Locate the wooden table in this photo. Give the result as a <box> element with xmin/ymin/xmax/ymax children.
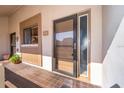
<box><xmin>4</xmin><ymin>62</ymin><xmax>100</xmax><ymax>88</ymax></box>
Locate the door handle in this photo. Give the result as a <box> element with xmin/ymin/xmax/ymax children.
<box><xmin>72</xmin><ymin>53</ymin><xmax>77</xmax><ymax>60</ymax></box>
<box><xmin>72</xmin><ymin>52</ymin><xmax>76</xmax><ymax>56</ymax></box>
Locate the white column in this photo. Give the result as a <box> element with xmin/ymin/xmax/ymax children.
<box><xmin>0</xmin><ymin>63</ymin><xmax>5</xmax><ymax>88</ymax></box>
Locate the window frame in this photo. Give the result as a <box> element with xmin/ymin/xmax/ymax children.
<box><xmin>22</xmin><ymin>24</ymin><xmax>39</xmax><ymax>47</ymax></box>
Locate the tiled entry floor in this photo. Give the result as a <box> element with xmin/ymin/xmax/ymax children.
<box><xmin>4</xmin><ymin>62</ymin><xmax>100</xmax><ymax>88</ymax></box>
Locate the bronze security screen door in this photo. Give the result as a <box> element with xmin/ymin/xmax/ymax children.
<box><xmin>53</xmin><ymin>14</ymin><xmax>77</xmax><ymax>77</ymax></box>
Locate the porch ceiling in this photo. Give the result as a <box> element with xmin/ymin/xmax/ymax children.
<box><xmin>0</xmin><ymin>5</ymin><xmax>23</xmax><ymax>16</ymax></box>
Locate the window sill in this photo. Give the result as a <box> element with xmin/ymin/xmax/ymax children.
<box><xmin>21</xmin><ymin>44</ymin><xmax>38</xmax><ymax>47</ymax></box>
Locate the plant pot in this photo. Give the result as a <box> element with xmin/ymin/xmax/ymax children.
<box><xmin>14</xmin><ymin>61</ymin><xmax>21</xmax><ymax>64</ymax></box>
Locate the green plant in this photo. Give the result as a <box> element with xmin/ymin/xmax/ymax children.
<box><xmin>9</xmin><ymin>54</ymin><xmax>21</xmax><ymax>64</ymax></box>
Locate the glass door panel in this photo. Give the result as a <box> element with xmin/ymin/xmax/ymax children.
<box><xmin>79</xmin><ymin>15</ymin><xmax>88</xmax><ymax>76</ymax></box>
<box><xmin>54</xmin><ymin>15</ymin><xmax>77</xmax><ymax>77</ymax></box>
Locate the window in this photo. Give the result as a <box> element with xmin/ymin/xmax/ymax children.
<box><xmin>23</xmin><ymin>25</ymin><xmax>38</xmax><ymax>44</ymax></box>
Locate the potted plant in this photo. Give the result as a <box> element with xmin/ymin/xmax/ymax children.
<box><xmin>9</xmin><ymin>54</ymin><xmax>21</xmax><ymax>64</ymax></box>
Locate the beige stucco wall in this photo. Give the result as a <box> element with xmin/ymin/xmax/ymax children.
<box><xmin>8</xmin><ymin>5</ymin><xmax>102</xmax><ymax>86</ymax></box>
<box><xmin>0</xmin><ymin>17</ymin><xmax>9</xmax><ymax>57</ymax></box>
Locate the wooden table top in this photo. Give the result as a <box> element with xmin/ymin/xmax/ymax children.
<box><xmin>4</xmin><ymin>62</ymin><xmax>100</xmax><ymax>88</ymax></box>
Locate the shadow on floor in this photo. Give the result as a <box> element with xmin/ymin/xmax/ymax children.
<box><xmin>5</xmin><ymin>68</ymin><xmax>41</xmax><ymax>88</ymax></box>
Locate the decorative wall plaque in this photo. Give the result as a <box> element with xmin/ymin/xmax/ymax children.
<box><xmin>43</xmin><ymin>30</ymin><xmax>49</xmax><ymax>36</ymax></box>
